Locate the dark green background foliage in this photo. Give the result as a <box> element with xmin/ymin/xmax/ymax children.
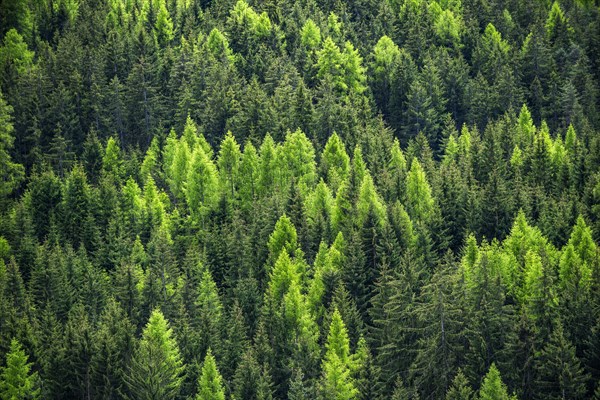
<box><xmin>0</xmin><ymin>0</ymin><xmax>600</xmax><ymax>398</ymax></box>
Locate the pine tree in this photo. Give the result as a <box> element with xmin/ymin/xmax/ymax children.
<box><xmin>91</xmin><ymin>298</ymin><xmax>136</xmax><ymax>399</ymax></box>
<box><xmin>321</xmin><ymin>133</ymin><xmax>350</xmax><ymax>194</ymax></box>
<box><xmin>126</xmin><ymin>309</ymin><xmax>185</xmax><ymax>399</ymax></box>
<box><xmin>142</xmin><ymin>225</ymin><xmax>180</xmax><ymax>322</ymax></box>
<box><xmin>62</xmin><ymin>303</ymin><xmax>94</xmax><ymax>399</ymax></box>
<box><xmin>535</xmin><ymin>322</ymin><xmax>589</xmax><ymax>400</ymax></box>
<box><xmin>102</xmin><ymin>136</ymin><xmax>124</xmax><ymax>182</ymax></box>
<box><xmin>281</xmin><ymin>129</ymin><xmax>317</xmax><ymax>193</ymax></box>
<box><xmin>186</xmin><ymin>144</ymin><xmax>218</xmax><ymax>222</ymax></box>
<box><xmin>371</xmin><ymin>35</ymin><xmax>401</xmax><ymax>116</ymax></box>
<box><xmin>196</xmin><ymin>349</ymin><xmax>225</xmax><ymax>400</ymax></box>
<box><xmin>233</xmin><ymin>347</ymin><xmax>275</xmax><ymax>400</ymax></box>
<box><xmin>478</xmin><ymin>364</ymin><xmax>511</xmax><ymax>400</ymax></box>
<box><xmin>267</xmin><ymin>215</ymin><xmax>299</xmax><ymax>269</ymax></box>
<box><xmin>154</xmin><ymin>0</ymin><xmax>174</xmax><ymax>46</ymax></box>
<box><xmin>0</xmin><ymin>90</ymin><xmax>24</xmax><ymax>203</ymax></box>
<box><xmin>446</xmin><ymin>370</ymin><xmax>473</xmax><ymax>400</ymax></box>
<box><xmin>351</xmin><ymin>337</ymin><xmax>380</xmax><ymax>400</ymax></box>
<box><xmin>0</xmin><ymin>258</ymin><xmax>32</xmax><ymax>354</ymax></box>
<box><xmin>194</xmin><ymin>268</ymin><xmax>223</xmax><ymax>359</ymax></box>
<box><xmin>0</xmin><ymin>339</ymin><xmax>39</xmax><ymax>400</ymax></box>
<box><xmin>217</xmin><ymin>131</ymin><xmax>242</xmax><ymax>199</ymax></box>
<box><xmin>288</xmin><ymin>367</ymin><xmax>314</xmax><ymax>400</ymax></box>
<box><xmin>61</xmin><ymin>164</ymin><xmax>94</xmax><ymax>247</ymax></box>
<box><xmin>410</xmin><ymin>254</ymin><xmax>465</xmax><ymax>399</ymax></box>
<box><xmin>319</xmin><ymin>309</ymin><xmax>358</xmax><ymax>400</ymax></box>
<box><xmin>406</xmin><ymin>158</ymin><xmax>435</xmax><ymax>223</ymax></box>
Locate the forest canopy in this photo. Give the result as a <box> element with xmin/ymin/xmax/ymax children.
<box><xmin>0</xmin><ymin>0</ymin><xmax>600</xmax><ymax>398</ymax></box>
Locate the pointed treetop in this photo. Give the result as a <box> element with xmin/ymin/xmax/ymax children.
<box><xmin>479</xmin><ymin>363</ymin><xmax>511</xmax><ymax>400</ymax></box>
<box><xmin>301</xmin><ymin>19</ymin><xmax>321</xmax><ymax>49</ymax></box>
<box><xmin>196</xmin><ymin>349</ymin><xmax>225</xmax><ymax>400</ymax></box>
<box><xmin>445</xmin><ymin>369</ymin><xmax>473</xmax><ymax>400</ymax></box>
<box><xmin>267</xmin><ymin>250</ymin><xmax>300</xmax><ymax>304</ymax></box>
<box><xmin>325</xmin><ymin>308</ymin><xmax>351</xmax><ymax>365</ymax></box>
<box><xmin>389</xmin><ymin>139</ymin><xmax>407</xmax><ymax>174</ymax></box>
<box><xmin>372</xmin><ymin>35</ymin><xmax>401</xmax><ymax>75</ymax></box>
<box><xmin>268</xmin><ymin>215</ymin><xmax>299</xmax><ymax>263</ymax></box>
<box><xmin>567</xmin><ymin>215</ymin><xmax>596</xmax><ymax>265</ymax></box>
<box><xmin>205</xmin><ymin>28</ymin><xmax>234</xmax><ymax>63</ymax></box>
<box><xmin>357</xmin><ymin>173</ymin><xmax>387</xmax><ymax>228</ymax></box>
<box><xmin>0</xmin><ymin>339</ymin><xmax>40</xmax><ymax>400</ymax></box>
<box><xmin>559</xmin><ymin>243</ymin><xmax>592</xmax><ymax>293</ymax></box>
<box><xmin>406</xmin><ymin>158</ymin><xmax>435</xmax><ymax>223</ymax></box>
<box><xmin>565</xmin><ymin>124</ymin><xmax>577</xmax><ymax>153</ymax></box>
<box><xmin>322</xmin><ymin>132</ymin><xmax>350</xmax><ymax>192</ymax></box>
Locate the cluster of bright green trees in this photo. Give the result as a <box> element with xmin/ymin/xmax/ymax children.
<box><xmin>0</xmin><ymin>106</ymin><xmax>599</xmax><ymax>398</ymax></box>
<box><xmin>1</xmin><ymin>0</ymin><xmax>600</xmax><ymax>398</ymax></box>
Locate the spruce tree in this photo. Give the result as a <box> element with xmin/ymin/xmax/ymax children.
<box><xmin>0</xmin><ymin>339</ymin><xmax>39</xmax><ymax>400</ymax></box>
<box><xmin>478</xmin><ymin>364</ymin><xmax>511</xmax><ymax>400</ymax></box>
<box><xmin>196</xmin><ymin>349</ymin><xmax>225</xmax><ymax>400</ymax></box>
<box><xmin>319</xmin><ymin>309</ymin><xmax>358</xmax><ymax>400</ymax></box>
<box><xmin>126</xmin><ymin>309</ymin><xmax>185</xmax><ymax>400</ymax></box>
<box><xmin>535</xmin><ymin>322</ymin><xmax>589</xmax><ymax>400</ymax></box>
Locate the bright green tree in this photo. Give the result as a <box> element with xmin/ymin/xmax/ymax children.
<box><xmin>356</xmin><ymin>173</ymin><xmax>386</xmax><ymax>228</ymax></box>
<box><xmin>217</xmin><ymin>131</ymin><xmax>242</xmax><ymax>198</ymax></box>
<box><xmin>281</xmin><ymin>129</ymin><xmax>317</xmax><ymax>193</ymax></box>
<box><xmin>186</xmin><ymin>145</ymin><xmax>218</xmax><ymax>222</ymax></box>
<box><xmin>478</xmin><ymin>364</ymin><xmax>511</xmax><ymax>400</ymax></box>
<box><xmin>0</xmin><ymin>90</ymin><xmax>24</xmax><ymax>201</ymax></box>
<box><xmin>267</xmin><ymin>215</ymin><xmax>299</xmax><ymax>267</ymax></box>
<box><xmin>126</xmin><ymin>309</ymin><xmax>185</xmax><ymax>400</ymax></box>
<box><xmin>301</xmin><ymin>19</ymin><xmax>321</xmax><ymax>49</ymax></box>
<box><xmin>154</xmin><ymin>0</ymin><xmax>174</xmax><ymax>46</ymax></box>
<box><xmin>405</xmin><ymin>158</ymin><xmax>435</xmax><ymax>223</ymax></box>
<box><xmin>370</xmin><ymin>35</ymin><xmax>401</xmax><ymax>112</ymax></box>
<box><xmin>321</xmin><ymin>133</ymin><xmax>350</xmax><ymax>193</ymax></box>
<box><xmin>196</xmin><ymin>349</ymin><xmax>225</xmax><ymax>400</ymax></box>
<box><xmin>102</xmin><ymin>136</ymin><xmax>123</xmax><ymax>182</ymax></box>
<box><xmin>0</xmin><ymin>29</ymin><xmax>33</xmax><ymax>91</ymax></box>
<box><xmin>0</xmin><ymin>339</ymin><xmax>39</xmax><ymax>399</ymax></box>
<box><xmin>319</xmin><ymin>309</ymin><xmax>358</xmax><ymax>400</ymax></box>
<box><xmin>170</xmin><ymin>139</ymin><xmax>192</xmax><ymax>201</ymax></box>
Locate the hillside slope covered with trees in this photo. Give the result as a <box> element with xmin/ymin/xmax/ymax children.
<box><xmin>1</xmin><ymin>0</ymin><xmax>600</xmax><ymax>398</ymax></box>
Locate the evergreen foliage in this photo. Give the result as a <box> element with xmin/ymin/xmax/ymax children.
<box><xmin>0</xmin><ymin>0</ymin><xmax>598</xmax><ymax>398</ymax></box>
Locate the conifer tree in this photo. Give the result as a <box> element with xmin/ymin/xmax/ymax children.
<box><xmin>405</xmin><ymin>158</ymin><xmax>435</xmax><ymax>223</ymax></box>
<box><xmin>267</xmin><ymin>215</ymin><xmax>299</xmax><ymax>268</ymax></box>
<box><xmin>63</xmin><ymin>303</ymin><xmax>94</xmax><ymax>399</ymax></box>
<box><xmin>186</xmin><ymin>144</ymin><xmax>219</xmax><ymax>222</ymax></box>
<box><xmin>196</xmin><ymin>349</ymin><xmax>225</xmax><ymax>400</ymax></box>
<box><xmin>217</xmin><ymin>131</ymin><xmax>242</xmax><ymax>199</ymax></box>
<box><xmin>0</xmin><ymin>90</ymin><xmax>24</xmax><ymax>202</ymax></box>
<box><xmin>0</xmin><ymin>339</ymin><xmax>39</xmax><ymax>400</ymax></box>
<box><xmin>62</xmin><ymin>164</ymin><xmax>93</xmax><ymax>247</ymax></box>
<box><xmin>319</xmin><ymin>309</ymin><xmax>358</xmax><ymax>400</ymax></box>
<box><xmin>91</xmin><ymin>298</ymin><xmax>136</xmax><ymax>399</ymax></box>
<box><xmin>194</xmin><ymin>268</ymin><xmax>223</xmax><ymax>359</ymax></box>
<box><xmin>321</xmin><ymin>132</ymin><xmax>350</xmax><ymax>194</ymax></box>
<box><xmin>535</xmin><ymin>322</ymin><xmax>589</xmax><ymax>400</ymax></box>
<box><xmin>446</xmin><ymin>370</ymin><xmax>473</xmax><ymax>400</ymax></box>
<box><xmin>126</xmin><ymin>309</ymin><xmax>185</xmax><ymax>399</ymax></box>
<box><xmin>478</xmin><ymin>364</ymin><xmax>513</xmax><ymax>400</ymax></box>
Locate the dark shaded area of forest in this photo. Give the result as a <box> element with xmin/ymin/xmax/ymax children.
<box><xmin>0</xmin><ymin>0</ymin><xmax>600</xmax><ymax>398</ymax></box>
